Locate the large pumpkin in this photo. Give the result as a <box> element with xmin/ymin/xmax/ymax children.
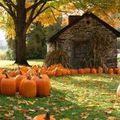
<box><xmin>16</xmin><ymin>75</ymin><xmax>26</xmax><ymax>92</ymax></box>
<box><xmin>1</xmin><ymin>75</ymin><xmax>16</xmax><ymax>96</ymax></box>
<box><xmin>33</xmin><ymin>74</ymin><xmax>51</xmax><ymax>97</ymax></box>
<box><xmin>116</xmin><ymin>84</ymin><xmax>120</xmax><ymax>96</ymax></box>
<box><xmin>19</xmin><ymin>77</ymin><xmax>37</xmax><ymax>98</ymax></box>
<box><xmin>33</xmin><ymin>112</ymin><xmax>56</xmax><ymax>120</ymax></box>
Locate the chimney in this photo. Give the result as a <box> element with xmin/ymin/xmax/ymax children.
<box><xmin>68</xmin><ymin>15</ymin><xmax>81</xmax><ymax>24</ymax></box>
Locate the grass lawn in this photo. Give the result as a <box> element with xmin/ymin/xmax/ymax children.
<box><xmin>0</xmin><ymin>74</ymin><xmax>120</xmax><ymax>120</ymax></box>
<box><xmin>0</xmin><ymin>59</ymin><xmax>44</xmax><ymax>69</ymax></box>
<box><xmin>0</xmin><ymin>60</ymin><xmax>120</xmax><ymax>119</ymax></box>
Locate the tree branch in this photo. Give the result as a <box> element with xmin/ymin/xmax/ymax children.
<box><xmin>0</xmin><ymin>2</ymin><xmax>16</xmax><ymax>23</ymax></box>
<box><xmin>25</xmin><ymin>2</ymin><xmax>47</xmax><ymax>32</ymax></box>
<box><xmin>26</xmin><ymin>0</ymin><xmax>43</xmax><ymax>12</ymax></box>
<box><xmin>8</xmin><ymin>0</ymin><xmax>17</xmax><ymax>10</ymax></box>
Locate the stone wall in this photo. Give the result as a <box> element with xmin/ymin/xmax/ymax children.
<box><xmin>48</xmin><ymin>15</ymin><xmax>117</xmax><ymax>68</ymax></box>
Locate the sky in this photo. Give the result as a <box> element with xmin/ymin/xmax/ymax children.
<box><xmin>0</xmin><ymin>29</ymin><xmax>7</xmax><ymax>50</ymax></box>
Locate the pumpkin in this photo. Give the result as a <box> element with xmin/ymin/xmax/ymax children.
<box><xmin>70</xmin><ymin>69</ymin><xmax>78</xmax><ymax>75</ymax></box>
<box><xmin>19</xmin><ymin>66</ymin><xmax>29</xmax><ymax>75</ymax></box>
<box><xmin>16</xmin><ymin>75</ymin><xmax>26</xmax><ymax>92</ymax></box>
<box><xmin>46</xmin><ymin>70</ymin><xmax>55</xmax><ymax>77</ymax></box>
<box><xmin>1</xmin><ymin>74</ymin><xmax>16</xmax><ymax>96</ymax></box>
<box><xmin>32</xmin><ymin>65</ymin><xmax>39</xmax><ymax>73</ymax></box>
<box><xmin>107</xmin><ymin>68</ymin><xmax>114</xmax><ymax>74</ymax></box>
<box><xmin>116</xmin><ymin>84</ymin><xmax>120</xmax><ymax>96</ymax></box>
<box><xmin>91</xmin><ymin>68</ymin><xmax>97</xmax><ymax>74</ymax></box>
<box><xmin>114</xmin><ymin>68</ymin><xmax>120</xmax><ymax>74</ymax></box>
<box><xmin>55</xmin><ymin>68</ymin><xmax>63</xmax><ymax>76</ymax></box>
<box><xmin>40</xmin><ymin>67</ymin><xmax>47</xmax><ymax>74</ymax></box>
<box><xmin>7</xmin><ymin>70</ymin><xmax>17</xmax><ymax>77</ymax></box>
<box><xmin>84</xmin><ymin>68</ymin><xmax>91</xmax><ymax>74</ymax></box>
<box><xmin>34</xmin><ymin>74</ymin><xmax>51</xmax><ymax>97</ymax></box>
<box><xmin>20</xmin><ymin>77</ymin><xmax>37</xmax><ymax>98</ymax></box>
<box><xmin>33</xmin><ymin>112</ymin><xmax>56</xmax><ymax>120</ymax></box>
<box><xmin>97</xmin><ymin>67</ymin><xmax>103</xmax><ymax>74</ymax></box>
<box><xmin>78</xmin><ymin>68</ymin><xmax>85</xmax><ymax>74</ymax></box>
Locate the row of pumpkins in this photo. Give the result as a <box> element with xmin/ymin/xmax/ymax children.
<box><xmin>0</xmin><ymin>64</ymin><xmax>120</xmax><ymax>97</ymax></box>
<box><xmin>42</xmin><ymin>64</ymin><xmax>120</xmax><ymax>76</ymax></box>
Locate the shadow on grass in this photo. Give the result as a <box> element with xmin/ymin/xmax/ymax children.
<box><xmin>0</xmin><ymin>87</ymin><xmax>120</xmax><ymax>120</ymax></box>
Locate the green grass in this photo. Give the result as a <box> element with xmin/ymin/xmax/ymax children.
<box><xmin>0</xmin><ymin>60</ymin><xmax>120</xmax><ymax>119</ymax></box>
<box><xmin>0</xmin><ymin>59</ymin><xmax>44</xmax><ymax>69</ymax></box>
<box><xmin>0</xmin><ymin>74</ymin><xmax>120</xmax><ymax>120</ymax></box>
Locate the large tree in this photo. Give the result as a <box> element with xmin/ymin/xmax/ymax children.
<box><xmin>0</xmin><ymin>0</ymin><xmax>61</xmax><ymax>65</ymax></box>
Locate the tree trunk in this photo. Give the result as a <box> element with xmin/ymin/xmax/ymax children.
<box><xmin>14</xmin><ymin>29</ymin><xmax>29</xmax><ymax>65</ymax></box>
<box><xmin>14</xmin><ymin>0</ymin><xmax>29</xmax><ymax>66</ymax></box>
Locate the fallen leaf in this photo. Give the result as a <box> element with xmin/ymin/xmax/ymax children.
<box><xmin>107</xmin><ymin>116</ymin><xmax>117</xmax><ymax>120</ymax></box>
<box><xmin>80</xmin><ymin>112</ymin><xmax>89</xmax><ymax>119</ymax></box>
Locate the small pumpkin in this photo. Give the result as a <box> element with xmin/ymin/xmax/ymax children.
<box><xmin>97</xmin><ymin>67</ymin><xmax>103</xmax><ymax>74</ymax></box>
<box><xmin>107</xmin><ymin>68</ymin><xmax>114</xmax><ymax>74</ymax></box>
<box><xmin>70</xmin><ymin>69</ymin><xmax>78</xmax><ymax>75</ymax></box>
<box><xmin>84</xmin><ymin>68</ymin><xmax>91</xmax><ymax>74</ymax></box>
<box><xmin>116</xmin><ymin>84</ymin><xmax>120</xmax><ymax>96</ymax></box>
<box><xmin>19</xmin><ymin>66</ymin><xmax>29</xmax><ymax>75</ymax></box>
<box><xmin>78</xmin><ymin>68</ymin><xmax>85</xmax><ymax>74</ymax></box>
<box><xmin>33</xmin><ymin>112</ymin><xmax>56</xmax><ymax>120</ymax></box>
<box><xmin>19</xmin><ymin>76</ymin><xmax>37</xmax><ymax>98</ymax></box>
<box><xmin>114</xmin><ymin>68</ymin><xmax>120</xmax><ymax>74</ymax></box>
<box><xmin>1</xmin><ymin>74</ymin><xmax>16</xmax><ymax>96</ymax></box>
<box><xmin>91</xmin><ymin>68</ymin><xmax>97</xmax><ymax>74</ymax></box>
<box><xmin>7</xmin><ymin>70</ymin><xmax>17</xmax><ymax>77</ymax></box>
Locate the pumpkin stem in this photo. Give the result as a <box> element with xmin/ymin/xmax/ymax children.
<box><xmin>45</xmin><ymin>112</ymin><xmax>50</xmax><ymax>120</ymax></box>
<box><xmin>5</xmin><ymin>73</ymin><xmax>9</xmax><ymax>78</ymax></box>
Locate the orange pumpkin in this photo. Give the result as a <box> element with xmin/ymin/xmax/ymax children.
<box><xmin>20</xmin><ymin>77</ymin><xmax>37</xmax><ymax>98</ymax></box>
<box><xmin>33</xmin><ymin>112</ymin><xmax>56</xmax><ymax>120</ymax></box>
<box><xmin>46</xmin><ymin>70</ymin><xmax>55</xmax><ymax>76</ymax></box>
<box><xmin>97</xmin><ymin>67</ymin><xmax>103</xmax><ymax>74</ymax></box>
<box><xmin>107</xmin><ymin>68</ymin><xmax>114</xmax><ymax>74</ymax></box>
<box><xmin>70</xmin><ymin>69</ymin><xmax>78</xmax><ymax>75</ymax></box>
<box><xmin>91</xmin><ymin>68</ymin><xmax>97</xmax><ymax>74</ymax></box>
<box><xmin>114</xmin><ymin>68</ymin><xmax>120</xmax><ymax>74</ymax></box>
<box><xmin>55</xmin><ymin>68</ymin><xmax>63</xmax><ymax>76</ymax></box>
<box><xmin>32</xmin><ymin>65</ymin><xmax>39</xmax><ymax>73</ymax></box>
<box><xmin>16</xmin><ymin>75</ymin><xmax>26</xmax><ymax>92</ymax></box>
<box><xmin>7</xmin><ymin>70</ymin><xmax>17</xmax><ymax>77</ymax></box>
<box><xmin>19</xmin><ymin>66</ymin><xmax>29</xmax><ymax>75</ymax></box>
<box><xmin>40</xmin><ymin>67</ymin><xmax>47</xmax><ymax>74</ymax></box>
<box><xmin>1</xmin><ymin>75</ymin><xmax>16</xmax><ymax>96</ymax></box>
<box><xmin>116</xmin><ymin>84</ymin><xmax>120</xmax><ymax>96</ymax></box>
<box><xmin>84</xmin><ymin>68</ymin><xmax>91</xmax><ymax>74</ymax></box>
<box><xmin>34</xmin><ymin>74</ymin><xmax>51</xmax><ymax>97</ymax></box>
<box><xmin>78</xmin><ymin>68</ymin><xmax>85</xmax><ymax>74</ymax></box>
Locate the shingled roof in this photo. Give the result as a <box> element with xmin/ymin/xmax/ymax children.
<box><xmin>48</xmin><ymin>12</ymin><xmax>120</xmax><ymax>43</ymax></box>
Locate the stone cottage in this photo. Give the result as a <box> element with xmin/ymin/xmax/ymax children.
<box><xmin>47</xmin><ymin>12</ymin><xmax>120</xmax><ymax>68</ymax></box>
